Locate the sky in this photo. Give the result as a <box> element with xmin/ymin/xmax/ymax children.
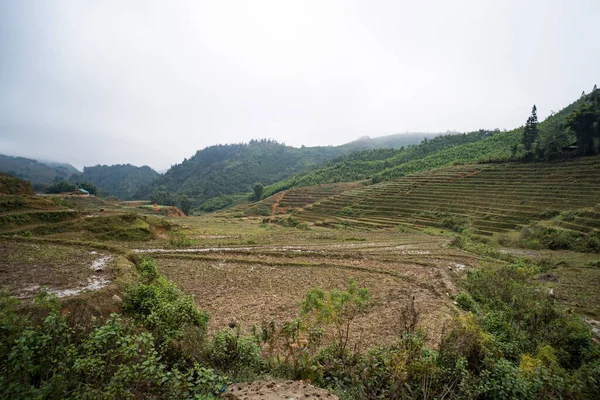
<box><xmin>0</xmin><ymin>1</ymin><xmax>598</xmax><ymax>171</ymax></box>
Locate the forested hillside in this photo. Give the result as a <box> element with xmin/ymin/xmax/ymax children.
<box><xmin>263</xmin><ymin>89</ymin><xmax>598</xmax><ymax>198</ymax></box>
<box><xmin>137</xmin><ymin>134</ymin><xmax>438</xmax><ymax>207</ymax></box>
<box><xmin>263</xmin><ymin>129</ymin><xmax>508</xmax><ymax>197</ymax></box>
<box><xmin>0</xmin><ymin>154</ymin><xmax>81</xmax><ymax>190</ymax></box>
<box><xmin>73</xmin><ymin>164</ymin><xmax>159</xmax><ymax>200</ymax></box>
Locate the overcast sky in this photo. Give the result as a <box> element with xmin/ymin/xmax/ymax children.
<box><xmin>0</xmin><ymin>0</ymin><xmax>598</xmax><ymax>171</ymax></box>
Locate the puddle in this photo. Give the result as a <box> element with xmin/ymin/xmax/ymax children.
<box><xmin>586</xmin><ymin>319</ymin><xmax>600</xmax><ymax>339</ymax></box>
<box><xmin>91</xmin><ymin>255</ymin><xmax>112</xmax><ymax>272</ymax></box>
<box><xmin>449</xmin><ymin>262</ymin><xmax>469</xmax><ymax>272</ymax></box>
<box><xmin>134</xmin><ymin>247</ymin><xmax>255</xmax><ymax>253</ymax></box>
<box><xmin>49</xmin><ymin>276</ymin><xmax>110</xmax><ymax>298</ymax></box>
<box><xmin>195</xmin><ymin>235</ymin><xmax>240</xmax><ymax>239</ymax></box>
<box><xmin>498</xmin><ymin>249</ymin><xmax>540</xmax><ymax>257</ymax></box>
<box><xmin>16</xmin><ymin>254</ymin><xmax>113</xmax><ymax>298</ymax></box>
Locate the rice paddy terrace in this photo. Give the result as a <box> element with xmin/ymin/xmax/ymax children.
<box><xmin>261</xmin><ymin>181</ymin><xmax>365</xmax><ymax>215</ymax></box>
<box><xmin>292</xmin><ymin>156</ymin><xmax>600</xmax><ymax>237</ymax></box>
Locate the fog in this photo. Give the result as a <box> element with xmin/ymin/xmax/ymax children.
<box><xmin>1</xmin><ymin>0</ymin><xmax>598</xmax><ymax>170</ymax></box>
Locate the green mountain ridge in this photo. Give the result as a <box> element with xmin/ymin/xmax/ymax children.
<box><xmin>0</xmin><ymin>154</ymin><xmax>81</xmax><ymax>190</ymax></box>
<box><xmin>72</xmin><ymin>164</ymin><xmax>160</xmax><ymax>200</ymax></box>
<box><xmin>135</xmin><ymin>133</ymin><xmax>440</xmax><ymax>206</ymax></box>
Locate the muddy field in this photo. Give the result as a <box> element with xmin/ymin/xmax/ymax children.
<box><xmin>0</xmin><ymin>240</ymin><xmax>113</xmax><ymax>298</ymax></box>
<box><xmin>151</xmin><ymin>235</ymin><xmax>481</xmax><ymax>347</ymax></box>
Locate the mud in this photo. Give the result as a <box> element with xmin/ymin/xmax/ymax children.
<box><xmin>222</xmin><ymin>380</ymin><xmax>338</xmax><ymax>400</ymax></box>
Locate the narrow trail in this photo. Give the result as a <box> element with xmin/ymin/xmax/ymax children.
<box><xmin>270</xmin><ymin>191</ymin><xmax>286</xmax><ymax>215</ymax></box>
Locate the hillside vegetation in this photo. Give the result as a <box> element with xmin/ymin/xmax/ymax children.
<box><xmin>0</xmin><ymin>154</ymin><xmax>80</xmax><ymax>190</ymax></box>
<box><xmin>72</xmin><ymin>164</ymin><xmax>160</xmax><ymax>200</ymax></box>
<box><xmin>263</xmin><ymin>89</ymin><xmax>598</xmax><ymax>199</ymax></box>
<box><xmin>0</xmin><ymin>172</ymin><xmax>35</xmax><ymax>196</ymax></box>
<box><xmin>263</xmin><ymin>129</ymin><xmax>512</xmax><ymax>197</ymax></box>
<box><xmin>290</xmin><ymin>156</ymin><xmax>600</xmax><ymax>237</ymax></box>
<box><xmin>138</xmin><ymin>135</ymin><xmax>438</xmax><ymax>208</ymax></box>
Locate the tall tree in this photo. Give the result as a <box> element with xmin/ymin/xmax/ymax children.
<box><xmin>522</xmin><ymin>105</ymin><xmax>539</xmax><ymax>152</ymax></box>
<box><xmin>178</xmin><ymin>195</ymin><xmax>192</xmax><ymax>215</ymax></box>
<box><xmin>252</xmin><ymin>182</ymin><xmax>264</xmax><ymax>201</ymax></box>
<box><xmin>567</xmin><ymin>90</ymin><xmax>600</xmax><ymax>155</ymax></box>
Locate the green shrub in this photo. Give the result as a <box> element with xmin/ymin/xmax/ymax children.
<box><xmin>455</xmin><ymin>292</ymin><xmax>478</xmax><ymax>313</ymax></box>
<box><xmin>519</xmin><ymin>224</ymin><xmax>600</xmax><ymax>253</ymax></box>
<box><xmin>441</xmin><ymin>215</ymin><xmax>470</xmax><ymax>233</ymax></box>
<box><xmin>339</xmin><ymin>207</ymin><xmax>361</xmax><ymax>217</ymax></box>
<box><xmin>169</xmin><ymin>232</ymin><xmax>195</xmax><ymax>248</ymax></box>
<box><xmin>123</xmin><ymin>277</ymin><xmax>208</xmax><ymax>345</ymax></box>
<box><xmin>137</xmin><ymin>256</ymin><xmax>159</xmax><ymax>282</ymax></box>
<box><xmin>243</xmin><ymin>203</ymin><xmax>270</xmax><ymax>217</ymax></box>
<box><xmin>209</xmin><ymin>328</ymin><xmax>260</xmax><ymax>372</ymax></box>
<box><xmin>301</xmin><ymin>279</ymin><xmax>371</xmax><ymax>358</ymax></box>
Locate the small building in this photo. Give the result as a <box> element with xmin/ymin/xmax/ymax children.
<box><xmin>561</xmin><ymin>142</ymin><xmax>578</xmax><ymax>153</ymax></box>
<box><xmin>71</xmin><ymin>188</ymin><xmax>90</xmax><ymax>196</ymax></box>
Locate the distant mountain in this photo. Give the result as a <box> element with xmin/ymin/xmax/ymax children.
<box><xmin>137</xmin><ymin>134</ymin><xmax>438</xmax><ymax>207</ymax></box>
<box><xmin>0</xmin><ymin>154</ymin><xmax>81</xmax><ymax>190</ymax></box>
<box><xmin>38</xmin><ymin>160</ymin><xmax>81</xmax><ymax>176</ymax></box>
<box><xmin>338</xmin><ymin>132</ymin><xmax>447</xmax><ymax>152</ymax></box>
<box><xmin>72</xmin><ymin>164</ymin><xmax>160</xmax><ymax>200</ymax></box>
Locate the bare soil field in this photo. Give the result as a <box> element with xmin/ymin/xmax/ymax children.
<box><xmin>151</xmin><ymin>234</ymin><xmax>478</xmax><ymax>347</ymax></box>
<box><xmin>0</xmin><ymin>239</ymin><xmax>113</xmax><ymax>298</ymax></box>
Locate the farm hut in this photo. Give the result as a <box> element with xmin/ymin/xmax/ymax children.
<box><xmin>71</xmin><ymin>188</ymin><xmax>90</xmax><ymax>196</ymax></box>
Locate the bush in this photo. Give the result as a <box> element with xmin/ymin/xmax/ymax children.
<box><xmin>209</xmin><ymin>328</ymin><xmax>260</xmax><ymax>372</ymax></box>
<box><xmin>301</xmin><ymin>279</ymin><xmax>371</xmax><ymax>358</ymax></box>
<box><xmin>441</xmin><ymin>215</ymin><xmax>470</xmax><ymax>233</ymax></box>
<box><xmin>0</xmin><ymin>291</ymin><xmax>227</xmax><ymax>399</ymax></box>
<box><xmin>123</xmin><ymin>277</ymin><xmax>208</xmax><ymax>345</ymax></box>
<box><xmin>169</xmin><ymin>232</ymin><xmax>195</xmax><ymax>248</ymax></box>
<box><xmin>455</xmin><ymin>292</ymin><xmax>478</xmax><ymax>313</ymax></box>
<box><xmin>243</xmin><ymin>203</ymin><xmax>270</xmax><ymax>217</ymax></box>
<box><xmin>519</xmin><ymin>224</ymin><xmax>600</xmax><ymax>253</ymax></box>
<box><xmin>137</xmin><ymin>256</ymin><xmax>159</xmax><ymax>282</ymax></box>
<box><xmin>123</xmin><ymin>257</ymin><xmax>208</xmax><ymax>347</ymax></box>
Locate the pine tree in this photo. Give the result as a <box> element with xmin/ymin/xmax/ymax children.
<box><xmin>522</xmin><ymin>105</ymin><xmax>539</xmax><ymax>152</ymax></box>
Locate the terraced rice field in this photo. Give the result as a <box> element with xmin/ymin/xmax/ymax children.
<box><xmin>293</xmin><ymin>156</ymin><xmax>600</xmax><ymax>236</ymax></box>
<box><xmin>142</xmin><ymin>233</ymin><xmax>483</xmax><ymax>347</ymax></box>
<box><xmin>262</xmin><ymin>182</ymin><xmax>366</xmax><ymax>215</ymax></box>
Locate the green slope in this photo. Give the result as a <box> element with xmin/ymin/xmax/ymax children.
<box><xmin>73</xmin><ymin>164</ymin><xmax>160</xmax><ymax>200</ymax></box>
<box><xmin>138</xmin><ymin>135</ymin><xmax>438</xmax><ymax>206</ymax></box>
<box><xmin>0</xmin><ymin>154</ymin><xmax>81</xmax><ymax>190</ymax></box>
<box><xmin>292</xmin><ymin>155</ymin><xmax>600</xmax><ymax>237</ymax></box>
<box><xmin>263</xmin><ymin>92</ymin><xmax>593</xmax><ymax>198</ymax></box>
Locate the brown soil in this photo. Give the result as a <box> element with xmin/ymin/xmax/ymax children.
<box><xmin>270</xmin><ymin>191</ymin><xmax>286</xmax><ymax>215</ymax></box>
<box><xmin>222</xmin><ymin>380</ymin><xmax>338</xmax><ymax>400</ymax></box>
<box><xmin>0</xmin><ymin>239</ymin><xmax>113</xmax><ymax>298</ymax></box>
<box><xmin>156</xmin><ymin>238</ymin><xmax>468</xmax><ymax>347</ymax></box>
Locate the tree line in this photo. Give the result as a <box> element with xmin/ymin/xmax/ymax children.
<box><xmin>520</xmin><ymin>85</ymin><xmax>600</xmax><ymax>159</ymax></box>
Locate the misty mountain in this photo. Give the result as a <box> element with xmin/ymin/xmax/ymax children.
<box><xmin>72</xmin><ymin>164</ymin><xmax>160</xmax><ymax>200</ymax></box>
<box><xmin>0</xmin><ymin>154</ymin><xmax>81</xmax><ymax>190</ymax></box>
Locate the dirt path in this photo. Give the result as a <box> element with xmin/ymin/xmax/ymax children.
<box><xmin>222</xmin><ymin>380</ymin><xmax>338</xmax><ymax>400</ymax></box>
<box><xmin>270</xmin><ymin>191</ymin><xmax>286</xmax><ymax>215</ymax></box>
